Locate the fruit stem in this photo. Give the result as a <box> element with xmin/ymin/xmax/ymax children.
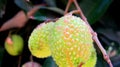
<box><xmin>64</xmin><ymin>0</ymin><xmax>113</xmax><ymax>67</ymax></box>
<box><xmin>18</xmin><ymin>55</ymin><xmax>22</xmax><ymax>67</ymax></box>
<box><xmin>78</xmin><ymin>62</ymin><xmax>84</xmax><ymax>67</ymax></box>
<box><xmin>30</xmin><ymin>55</ymin><xmax>33</xmax><ymax>62</ymax></box>
<box><xmin>64</xmin><ymin>0</ymin><xmax>73</xmax><ymax>15</ymax></box>
<box><xmin>30</xmin><ymin>55</ymin><xmax>35</xmax><ymax>67</ymax></box>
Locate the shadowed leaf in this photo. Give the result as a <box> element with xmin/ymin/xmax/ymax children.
<box><xmin>44</xmin><ymin>0</ymin><xmax>56</xmax><ymax>7</ymax></box>
<box><xmin>80</xmin><ymin>0</ymin><xmax>112</xmax><ymax>24</ymax></box>
<box><xmin>43</xmin><ymin>57</ymin><xmax>58</xmax><ymax>67</ymax></box>
<box><xmin>97</xmin><ymin>29</ymin><xmax>120</xmax><ymax>46</ymax></box>
<box><xmin>14</xmin><ymin>0</ymin><xmax>64</xmax><ymax>21</ymax></box>
<box><xmin>32</xmin><ymin>6</ymin><xmax>64</xmax><ymax>21</ymax></box>
<box><xmin>14</xmin><ymin>0</ymin><xmax>33</xmax><ymax>11</ymax></box>
<box><xmin>0</xmin><ymin>0</ymin><xmax>7</xmax><ymax>18</ymax></box>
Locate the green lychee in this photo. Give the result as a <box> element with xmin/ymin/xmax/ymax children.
<box><xmin>28</xmin><ymin>22</ymin><xmax>54</xmax><ymax>58</ymax></box>
<box><xmin>48</xmin><ymin>14</ymin><xmax>97</xmax><ymax>67</ymax></box>
<box><xmin>5</xmin><ymin>34</ymin><xmax>24</xmax><ymax>56</ymax></box>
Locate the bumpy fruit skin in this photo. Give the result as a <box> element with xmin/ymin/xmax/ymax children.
<box><xmin>5</xmin><ymin>34</ymin><xmax>24</xmax><ymax>56</ymax></box>
<box><xmin>48</xmin><ymin>15</ymin><xmax>97</xmax><ymax>67</ymax></box>
<box><xmin>28</xmin><ymin>22</ymin><xmax>54</xmax><ymax>58</ymax></box>
<box><xmin>22</xmin><ymin>61</ymin><xmax>41</xmax><ymax>67</ymax></box>
<box><xmin>82</xmin><ymin>47</ymin><xmax>97</xmax><ymax>67</ymax></box>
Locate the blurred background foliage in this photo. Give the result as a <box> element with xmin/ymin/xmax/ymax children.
<box><xmin>0</xmin><ymin>0</ymin><xmax>120</xmax><ymax>67</ymax></box>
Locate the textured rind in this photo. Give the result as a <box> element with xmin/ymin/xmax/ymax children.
<box><xmin>28</xmin><ymin>22</ymin><xmax>54</xmax><ymax>58</ymax></box>
<box><xmin>82</xmin><ymin>47</ymin><xmax>97</xmax><ymax>67</ymax></box>
<box><xmin>49</xmin><ymin>15</ymin><xmax>96</xmax><ymax>67</ymax></box>
<box><xmin>5</xmin><ymin>34</ymin><xmax>24</xmax><ymax>56</ymax></box>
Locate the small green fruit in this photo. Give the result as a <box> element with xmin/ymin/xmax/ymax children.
<box><xmin>5</xmin><ymin>34</ymin><xmax>24</xmax><ymax>56</ymax></box>
<box><xmin>28</xmin><ymin>22</ymin><xmax>54</xmax><ymax>58</ymax></box>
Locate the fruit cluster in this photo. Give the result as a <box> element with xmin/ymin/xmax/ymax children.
<box><xmin>28</xmin><ymin>14</ymin><xmax>97</xmax><ymax>67</ymax></box>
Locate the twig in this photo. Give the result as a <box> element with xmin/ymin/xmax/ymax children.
<box><xmin>18</xmin><ymin>55</ymin><xmax>22</xmax><ymax>67</ymax></box>
<box><xmin>30</xmin><ymin>55</ymin><xmax>35</xmax><ymax>67</ymax></box>
<box><xmin>30</xmin><ymin>54</ymin><xmax>33</xmax><ymax>62</ymax></box>
<box><xmin>64</xmin><ymin>0</ymin><xmax>73</xmax><ymax>15</ymax></box>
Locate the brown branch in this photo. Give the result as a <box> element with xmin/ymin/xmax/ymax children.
<box><xmin>64</xmin><ymin>0</ymin><xmax>73</xmax><ymax>15</ymax></box>
<box><xmin>18</xmin><ymin>55</ymin><xmax>22</xmax><ymax>67</ymax></box>
<box><xmin>30</xmin><ymin>54</ymin><xmax>33</xmax><ymax>62</ymax></box>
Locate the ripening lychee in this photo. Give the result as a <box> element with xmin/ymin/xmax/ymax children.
<box><xmin>28</xmin><ymin>22</ymin><xmax>54</xmax><ymax>58</ymax></box>
<box><xmin>5</xmin><ymin>34</ymin><xmax>24</xmax><ymax>56</ymax></box>
<box><xmin>48</xmin><ymin>14</ymin><xmax>97</xmax><ymax>67</ymax></box>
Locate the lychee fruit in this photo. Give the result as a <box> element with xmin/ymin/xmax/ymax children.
<box><xmin>5</xmin><ymin>34</ymin><xmax>24</xmax><ymax>56</ymax></box>
<box><xmin>48</xmin><ymin>14</ymin><xmax>97</xmax><ymax>67</ymax></box>
<box><xmin>28</xmin><ymin>22</ymin><xmax>54</xmax><ymax>58</ymax></box>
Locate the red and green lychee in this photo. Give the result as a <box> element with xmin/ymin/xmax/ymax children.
<box><xmin>5</xmin><ymin>34</ymin><xmax>24</xmax><ymax>56</ymax></box>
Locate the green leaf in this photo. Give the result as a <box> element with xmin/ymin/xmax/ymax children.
<box><xmin>44</xmin><ymin>0</ymin><xmax>56</xmax><ymax>7</ymax></box>
<box><xmin>80</xmin><ymin>0</ymin><xmax>113</xmax><ymax>24</ymax></box>
<box><xmin>14</xmin><ymin>0</ymin><xmax>33</xmax><ymax>11</ymax></box>
<box><xmin>43</xmin><ymin>57</ymin><xmax>58</xmax><ymax>67</ymax></box>
<box><xmin>14</xmin><ymin>0</ymin><xmax>64</xmax><ymax>21</ymax></box>
<box><xmin>44</xmin><ymin>7</ymin><xmax>64</xmax><ymax>15</ymax></box>
<box><xmin>0</xmin><ymin>0</ymin><xmax>7</xmax><ymax>18</ymax></box>
<box><xmin>0</xmin><ymin>46</ymin><xmax>5</xmax><ymax>67</ymax></box>
<box><xmin>33</xmin><ymin>6</ymin><xmax>64</xmax><ymax>21</ymax></box>
<box><xmin>0</xmin><ymin>0</ymin><xmax>7</xmax><ymax>9</ymax></box>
